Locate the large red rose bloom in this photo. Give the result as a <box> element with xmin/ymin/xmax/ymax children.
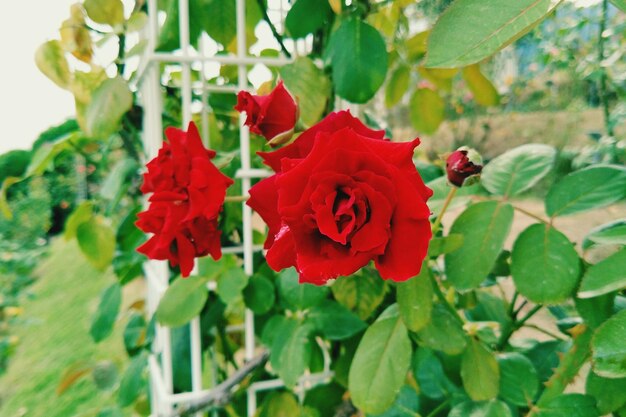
<box><xmin>136</xmin><ymin>122</ymin><xmax>233</xmax><ymax>277</ymax></box>
<box><xmin>248</xmin><ymin>111</ymin><xmax>433</xmax><ymax>285</ymax></box>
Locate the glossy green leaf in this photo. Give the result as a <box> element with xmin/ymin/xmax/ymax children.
<box><xmin>498</xmin><ymin>353</ymin><xmax>539</xmax><ymax>406</ymax></box>
<box><xmin>575</xmin><ymin>293</ymin><xmax>615</xmax><ymax>330</ymax></box>
<box><xmin>64</xmin><ymin>201</ymin><xmax>93</xmax><ymax>240</ymax></box>
<box><xmin>327</xmin><ymin>18</ymin><xmax>388</xmax><ymax>103</ymax></box>
<box><xmin>449</xmin><ymin>400</ymin><xmax>512</xmax><ymax>417</ymax></box>
<box><xmin>511</xmin><ymin>224</ymin><xmax>581</xmax><ymax>304</ymax></box>
<box><xmin>118</xmin><ymin>353</ymin><xmax>147</xmax><ymax>407</ymax></box>
<box><xmin>369</xmin><ymin>385</ymin><xmax>420</xmax><ymax>417</ymax></box>
<box><xmin>425</xmin><ymin>0</ymin><xmax>561</xmax><ymax>68</ymax></box>
<box><xmin>331</xmin><ymin>270</ymin><xmax>386</xmax><ymax>320</ymax></box>
<box><xmin>462</xmin><ymin>64</ymin><xmax>500</xmax><ymax>106</ymax></box>
<box><xmin>84</xmin><ymin>0</ymin><xmax>125</xmax><ymax>25</ymax></box>
<box><xmin>461</xmin><ymin>338</ymin><xmax>499</xmax><ymax>401</ymax></box>
<box><xmin>427</xmin><ymin>234</ymin><xmax>464</xmax><ymax>257</ymax></box>
<box><xmin>591</xmin><ymin>309</ymin><xmax>626</xmax><ymax>378</ymax></box>
<box><xmin>270</xmin><ymin>318</ymin><xmax>313</xmax><ymax>387</ymax></box>
<box><xmin>156</xmin><ymin>276</ymin><xmax>209</xmax><ymax>327</ymax></box>
<box><xmin>285</xmin><ymin>0</ymin><xmax>332</xmax><ymax>39</ymax></box>
<box><xmin>35</xmin><ymin>40</ymin><xmax>71</xmax><ymax>89</ymax></box>
<box><xmin>243</xmin><ymin>274</ymin><xmax>275</xmax><ymax>314</ymax></box>
<box><xmin>349</xmin><ymin>305</ymin><xmax>412</xmax><ymax>414</ymax></box>
<box><xmin>217</xmin><ymin>267</ymin><xmax>248</xmax><ymax>305</ymax></box>
<box><xmin>582</xmin><ymin>219</ymin><xmax>626</xmax><ymax>249</ymax></box>
<box><xmin>586</xmin><ymin>371</ymin><xmax>626</xmax><ymax>414</ymax></box>
<box><xmin>278</xmin><ymin>268</ymin><xmax>328</xmax><ymax>311</ymax></box>
<box><xmin>259</xmin><ymin>391</ymin><xmax>301</xmax><ymax>417</ymax></box>
<box><xmin>415</xmin><ymin>304</ymin><xmax>467</xmax><ymax>355</ymax></box>
<box><xmin>532</xmin><ymin>394</ymin><xmax>599</xmax><ymax>417</ymax></box>
<box><xmin>482</xmin><ymin>144</ymin><xmax>556</xmax><ymax>197</ymax></box>
<box><xmin>445</xmin><ymin>202</ymin><xmax>514</xmax><ymax>290</ymax></box>
<box><xmin>610</xmin><ymin>0</ymin><xmax>626</xmax><ymax>12</ymax></box>
<box><xmin>385</xmin><ymin>65</ymin><xmax>411</xmax><ymax>108</ymax></box>
<box><xmin>308</xmin><ymin>300</ymin><xmax>366</xmax><ymax>340</ymax></box>
<box><xmin>85</xmin><ymin>76</ymin><xmax>133</xmax><ymax>139</ymax></box>
<box><xmin>90</xmin><ymin>283</ymin><xmax>122</xmax><ymax>343</ymax></box>
<box><xmin>203</xmin><ymin>0</ymin><xmax>236</xmax><ymax>46</ymax></box>
<box><xmin>578</xmin><ymin>247</ymin><xmax>626</xmax><ymax>298</ymax></box>
<box><xmin>412</xmin><ymin>348</ymin><xmax>457</xmax><ymax>399</ymax></box>
<box><xmin>409</xmin><ymin>88</ymin><xmax>445</xmax><ymax>135</ymax></box>
<box><xmin>545</xmin><ymin>165</ymin><xmax>626</xmax><ymax>217</ymax></box>
<box><xmin>280</xmin><ymin>57</ymin><xmax>331</xmax><ymax>127</ymax></box>
<box><xmin>77</xmin><ymin>217</ymin><xmax>116</xmax><ymax>271</ymax></box>
<box><xmin>124</xmin><ymin>313</ymin><xmax>148</xmax><ymax>355</ymax></box>
<box><xmin>397</xmin><ymin>264</ymin><xmax>433</xmax><ymax>332</ymax></box>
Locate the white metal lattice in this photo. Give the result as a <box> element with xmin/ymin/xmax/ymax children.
<box><xmin>137</xmin><ymin>1</ymin><xmax>334</xmax><ymax>416</ymax></box>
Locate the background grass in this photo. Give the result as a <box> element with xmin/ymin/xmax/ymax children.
<box><xmin>0</xmin><ymin>239</ymin><xmax>129</xmax><ymax>417</ymax></box>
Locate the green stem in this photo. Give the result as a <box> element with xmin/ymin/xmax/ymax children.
<box><xmin>507</xmin><ymin>291</ymin><xmax>519</xmax><ymax>317</ymax></box>
<box><xmin>511</xmin><ymin>204</ymin><xmax>550</xmax><ymax>225</ymax></box>
<box><xmin>256</xmin><ymin>0</ymin><xmax>291</xmax><ymax>58</ymax></box>
<box><xmin>598</xmin><ymin>0</ymin><xmax>613</xmax><ymax>137</ymax></box>
<box><xmin>425</xmin><ymin>398</ymin><xmax>451</xmax><ymax>417</ymax></box>
<box><xmin>432</xmin><ymin>187</ymin><xmax>457</xmax><ymax>234</ymax></box>
<box><xmin>117</xmin><ymin>33</ymin><xmax>126</xmax><ymax>76</ymax></box>
<box><xmin>498</xmin><ymin>304</ymin><xmax>542</xmax><ymax>350</ymax></box>
<box><xmin>430</xmin><ymin>273</ymin><xmax>464</xmax><ymax>326</ymax></box>
<box><xmin>517</xmin><ymin>304</ymin><xmax>542</xmax><ymax>327</ymax></box>
<box><xmin>523</xmin><ymin>323</ymin><xmax>565</xmax><ymax>341</ymax></box>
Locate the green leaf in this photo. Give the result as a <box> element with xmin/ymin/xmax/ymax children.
<box><xmin>259</xmin><ymin>391</ymin><xmax>301</xmax><ymax>417</ymax></box>
<box><xmin>280</xmin><ymin>58</ymin><xmax>331</xmax><ymax>127</ymax></box>
<box><xmin>511</xmin><ymin>224</ymin><xmax>581</xmax><ymax>304</ymax></box>
<box><xmin>203</xmin><ymin>0</ymin><xmax>236</xmax><ymax>46</ymax></box>
<box><xmin>575</xmin><ymin>293</ymin><xmax>615</xmax><ymax>330</ymax></box>
<box><xmin>591</xmin><ymin>309</ymin><xmax>626</xmax><ymax>378</ymax></box>
<box><xmin>533</xmin><ymin>394</ymin><xmax>599</xmax><ymax>417</ymax></box>
<box><xmin>84</xmin><ymin>0</ymin><xmax>125</xmax><ymax>25</ymax></box>
<box><xmin>445</xmin><ymin>202</ymin><xmax>514</xmax><ymax>290</ymax></box>
<box><xmin>331</xmin><ymin>270</ymin><xmax>386</xmax><ymax>320</ymax></box>
<box><xmin>76</xmin><ymin>217</ymin><xmax>116</xmax><ymax>271</ymax></box>
<box><xmin>425</xmin><ymin>0</ymin><xmax>561</xmax><ymax>68</ymax></box>
<box><xmin>414</xmin><ymin>304</ymin><xmax>467</xmax><ymax>355</ymax></box>
<box><xmin>397</xmin><ymin>264</ymin><xmax>433</xmax><ymax>332</ymax></box>
<box><xmin>409</xmin><ymin>88</ymin><xmax>445</xmax><ymax>135</ymax></box>
<box><xmin>579</xmin><ymin>247</ymin><xmax>626</xmax><ymax>298</ymax></box>
<box><xmin>545</xmin><ymin>165</ymin><xmax>626</xmax><ymax>217</ymax></box>
<box><xmin>462</xmin><ymin>64</ymin><xmax>500</xmax><ymax>106</ymax></box>
<box><xmin>461</xmin><ymin>338</ymin><xmax>499</xmax><ymax>401</ymax></box>
<box><xmin>412</xmin><ymin>348</ymin><xmax>457</xmax><ymax>399</ymax></box>
<box><xmin>498</xmin><ymin>352</ymin><xmax>539</xmax><ymax>406</ymax></box>
<box><xmin>124</xmin><ymin>313</ymin><xmax>148</xmax><ymax>355</ymax></box>
<box><xmin>278</xmin><ymin>268</ymin><xmax>328</xmax><ymax>311</ymax></box>
<box><xmin>156</xmin><ymin>275</ymin><xmax>209</xmax><ymax>327</ymax></box>
<box><xmin>583</xmin><ymin>219</ymin><xmax>626</xmax><ymax>249</ymax></box>
<box><xmin>97</xmin><ymin>407</ymin><xmax>124</xmax><ymax>417</ymax></box>
<box><xmin>481</xmin><ymin>144</ymin><xmax>556</xmax><ymax>197</ymax></box>
<box><xmin>85</xmin><ymin>76</ymin><xmax>133</xmax><ymax>139</ymax></box>
<box><xmin>327</xmin><ymin>18</ymin><xmax>388</xmax><ymax>103</ymax></box>
<box><xmin>427</xmin><ymin>234</ymin><xmax>464</xmax><ymax>257</ymax></box>
<box><xmin>449</xmin><ymin>400</ymin><xmax>512</xmax><ymax>417</ymax></box>
<box><xmin>369</xmin><ymin>385</ymin><xmax>420</xmax><ymax>417</ymax></box>
<box><xmin>385</xmin><ymin>65</ymin><xmax>411</xmax><ymax>108</ymax></box>
<box><xmin>349</xmin><ymin>305</ymin><xmax>412</xmax><ymax>414</ymax></box>
<box><xmin>217</xmin><ymin>267</ymin><xmax>249</xmax><ymax>305</ymax></box>
<box><xmin>64</xmin><ymin>201</ymin><xmax>93</xmax><ymax>240</ymax></box>
<box><xmin>118</xmin><ymin>353</ymin><xmax>147</xmax><ymax>407</ymax></box>
<box><xmin>285</xmin><ymin>0</ymin><xmax>332</xmax><ymax>39</ymax></box>
<box><xmin>92</xmin><ymin>361</ymin><xmax>119</xmax><ymax>391</ymax></box>
<box><xmin>90</xmin><ymin>283</ymin><xmax>122</xmax><ymax>343</ymax></box>
<box><xmin>100</xmin><ymin>158</ymin><xmax>138</xmax><ymax>202</ymax></box>
<box><xmin>586</xmin><ymin>371</ymin><xmax>626</xmax><ymax>414</ymax></box>
<box><xmin>243</xmin><ymin>274</ymin><xmax>276</xmax><ymax>315</ymax></box>
<box><xmin>610</xmin><ymin>0</ymin><xmax>626</xmax><ymax>13</ymax></box>
<box><xmin>308</xmin><ymin>300</ymin><xmax>366</xmax><ymax>340</ymax></box>
<box><xmin>35</xmin><ymin>40</ymin><xmax>71</xmax><ymax>89</ymax></box>
<box><xmin>270</xmin><ymin>318</ymin><xmax>313</xmax><ymax>387</ymax></box>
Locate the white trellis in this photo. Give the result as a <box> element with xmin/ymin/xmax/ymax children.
<box><xmin>137</xmin><ymin>1</ymin><xmax>334</xmax><ymax>416</ymax></box>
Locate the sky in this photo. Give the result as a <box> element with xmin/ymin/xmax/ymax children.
<box><xmin>0</xmin><ymin>0</ymin><xmax>77</xmax><ymax>154</ymax></box>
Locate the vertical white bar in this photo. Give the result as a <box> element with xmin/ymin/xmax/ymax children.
<box><xmin>199</xmin><ymin>37</ymin><xmax>210</xmax><ymax>147</ymax></box>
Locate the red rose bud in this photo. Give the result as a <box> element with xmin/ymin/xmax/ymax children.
<box><xmin>234</xmin><ymin>81</ymin><xmax>298</xmax><ymax>146</ymax></box>
<box><xmin>446</xmin><ymin>148</ymin><xmax>483</xmax><ymax>187</ymax></box>
<box><xmin>247</xmin><ymin>111</ymin><xmax>433</xmax><ymax>285</ymax></box>
<box><xmin>136</xmin><ymin>122</ymin><xmax>233</xmax><ymax>277</ymax></box>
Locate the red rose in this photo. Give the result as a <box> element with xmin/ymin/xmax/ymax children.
<box><xmin>136</xmin><ymin>122</ymin><xmax>233</xmax><ymax>277</ymax></box>
<box><xmin>446</xmin><ymin>148</ymin><xmax>483</xmax><ymax>187</ymax></box>
<box><xmin>234</xmin><ymin>81</ymin><xmax>298</xmax><ymax>146</ymax></box>
<box><xmin>247</xmin><ymin>111</ymin><xmax>433</xmax><ymax>285</ymax></box>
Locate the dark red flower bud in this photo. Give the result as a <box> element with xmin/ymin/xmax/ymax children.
<box><xmin>234</xmin><ymin>81</ymin><xmax>298</xmax><ymax>146</ymax></box>
<box><xmin>446</xmin><ymin>148</ymin><xmax>483</xmax><ymax>187</ymax></box>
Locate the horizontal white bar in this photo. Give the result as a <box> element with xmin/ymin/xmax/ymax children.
<box><xmin>222</xmin><ymin>244</ymin><xmax>264</xmax><ymax>254</ymax></box>
<box><xmin>235</xmin><ymin>168</ymin><xmax>272</xmax><ymax>179</ymax></box>
<box><xmin>150</xmin><ymin>52</ymin><xmax>292</xmax><ymax>66</ymax></box>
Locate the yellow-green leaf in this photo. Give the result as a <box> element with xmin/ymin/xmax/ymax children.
<box><xmin>462</xmin><ymin>64</ymin><xmax>500</xmax><ymax>106</ymax></box>
<box><xmin>385</xmin><ymin>65</ymin><xmax>410</xmax><ymax>108</ymax></box>
<box><xmin>35</xmin><ymin>40</ymin><xmax>71</xmax><ymax>89</ymax></box>
<box><xmin>85</xmin><ymin>76</ymin><xmax>133</xmax><ymax>138</ymax></box>
<box><xmin>84</xmin><ymin>0</ymin><xmax>125</xmax><ymax>26</ymax></box>
<box><xmin>409</xmin><ymin>88</ymin><xmax>445</xmax><ymax>134</ymax></box>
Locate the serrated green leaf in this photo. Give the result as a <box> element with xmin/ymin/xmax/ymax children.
<box><xmin>461</xmin><ymin>338</ymin><xmax>499</xmax><ymax>401</ymax></box>
<box><xmin>397</xmin><ymin>264</ymin><xmax>433</xmax><ymax>332</ymax></box>
<box><xmin>498</xmin><ymin>352</ymin><xmax>539</xmax><ymax>406</ymax></box>
<box><xmin>445</xmin><ymin>202</ymin><xmax>514</xmax><ymax>290</ymax></box>
<box><xmin>591</xmin><ymin>309</ymin><xmax>626</xmax><ymax>378</ymax></box>
<box><xmin>415</xmin><ymin>303</ymin><xmax>467</xmax><ymax>355</ymax></box>
<box><xmin>511</xmin><ymin>224</ymin><xmax>581</xmax><ymax>304</ymax></box>
<box><xmin>156</xmin><ymin>275</ymin><xmax>209</xmax><ymax>327</ymax></box>
<box><xmin>308</xmin><ymin>300</ymin><xmax>366</xmax><ymax>340</ymax></box>
<box><xmin>481</xmin><ymin>144</ymin><xmax>556</xmax><ymax>197</ymax></box>
<box><xmin>449</xmin><ymin>400</ymin><xmax>512</xmax><ymax>417</ymax></box>
<box><xmin>532</xmin><ymin>394</ymin><xmax>599</xmax><ymax>417</ymax></box>
<box><xmin>285</xmin><ymin>0</ymin><xmax>332</xmax><ymax>39</ymax></box>
<box><xmin>280</xmin><ymin>58</ymin><xmax>331</xmax><ymax>127</ymax></box>
<box><xmin>331</xmin><ymin>270</ymin><xmax>386</xmax><ymax>320</ymax></box>
<box><xmin>583</xmin><ymin>219</ymin><xmax>626</xmax><ymax>249</ymax></box>
<box><xmin>278</xmin><ymin>268</ymin><xmax>328</xmax><ymax>311</ymax></box>
<box><xmin>270</xmin><ymin>318</ymin><xmax>313</xmax><ymax>387</ymax></box>
<box><xmin>578</xmin><ymin>247</ymin><xmax>626</xmax><ymax>298</ymax></box>
<box><xmin>243</xmin><ymin>274</ymin><xmax>275</xmax><ymax>314</ymax></box>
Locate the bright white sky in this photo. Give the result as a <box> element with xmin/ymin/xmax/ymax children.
<box><xmin>0</xmin><ymin>0</ymin><xmax>77</xmax><ymax>154</ymax></box>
